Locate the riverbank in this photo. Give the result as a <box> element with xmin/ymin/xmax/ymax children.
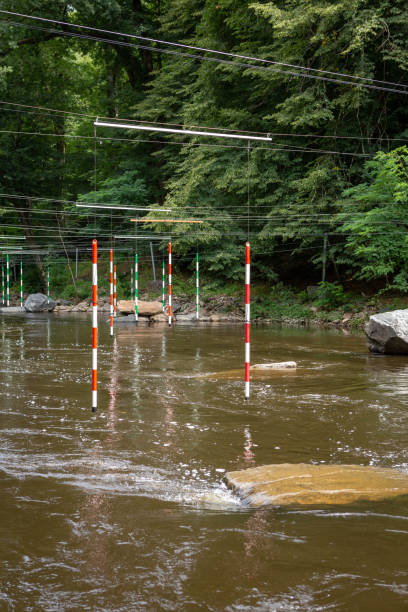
<box><xmin>5</xmin><ymin>275</ymin><xmax>407</xmax><ymax>331</ymax></box>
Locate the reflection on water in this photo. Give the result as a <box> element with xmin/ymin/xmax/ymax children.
<box><xmin>1</xmin><ymin>314</ymin><xmax>408</xmax><ymax>610</ymax></box>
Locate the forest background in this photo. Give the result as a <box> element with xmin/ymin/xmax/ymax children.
<box><xmin>1</xmin><ymin>0</ymin><xmax>408</xmax><ymax>314</ymax></box>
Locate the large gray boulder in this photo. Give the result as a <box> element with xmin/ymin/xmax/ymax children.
<box><xmin>365</xmin><ymin>309</ymin><xmax>408</xmax><ymax>354</ymax></box>
<box><xmin>24</xmin><ymin>293</ymin><xmax>56</xmax><ymax>313</ymax></box>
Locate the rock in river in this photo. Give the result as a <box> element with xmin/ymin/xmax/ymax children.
<box><xmin>117</xmin><ymin>300</ymin><xmax>162</xmax><ymax>316</ymax></box>
<box><xmin>199</xmin><ymin>362</ymin><xmax>298</xmax><ymax>380</ymax></box>
<box><xmin>225</xmin><ymin>463</ymin><xmax>408</xmax><ymax>507</ymax></box>
<box><xmin>365</xmin><ymin>309</ymin><xmax>408</xmax><ymax>354</ymax></box>
<box><xmin>24</xmin><ymin>293</ymin><xmax>55</xmax><ymax>312</ymax></box>
<box><xmin>251</xmin><ymin>361</ymin><xmax>296</xmax><ymax>370</ymax></box>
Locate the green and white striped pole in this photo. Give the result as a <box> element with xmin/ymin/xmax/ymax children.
<box><xmin>1</xmin><ymin>264</ymin><xmax>4</xmax><ymax>305</ymax></box>
<box><xmin>196</xmin><ymin>252</ymin><xmax>199</xmax><ymax>320</ymax></box>
<box><xmin>47</xmin><ymin>266</ymin><xmax>50</xmax><ymax>304</ymax></box>
<box><xmin>20</xmin><ymin>260</ymin><xmax>23</xmax><ymax>307</ymax></box>
<box><xmin>6</xmin><ymin>254</ymin><xmax>9</xmax><ymax>307</ymax></box>
<box><xmin>134</xmin><ymin>253</ymin><xmax>138</xmax><ymax>322</ymax></box>
<box><xmin>162</xmin><ymin>260</ymin><xmax>165</xmax><ymax>312</ymax></box>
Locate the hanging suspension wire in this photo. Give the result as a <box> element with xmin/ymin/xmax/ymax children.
<box><xmin>0</xmin><ymin>192</ymin><xmax>170</xmax><ymax>210</ymax></box>
<box><xmin>2</xmin><ymin>106</ymin><xmax>408</xmax><ymax>145</ymax></box>
<box><xmin>0</xmin><ymin>126</ymin><xmax>373</xmax><ymax>157</ymax></box>
<box><xmin>0</xmin><ymin>18</ymin><xmax>405</xmax><ymax>96</ymax></box>
<box><xmin>1</xmin><ymin>10</ymin><xmax>407</xmax><ymax>93</ymax></box>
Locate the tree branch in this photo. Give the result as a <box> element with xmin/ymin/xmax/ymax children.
<box><xmin>0</xmin><ymin>32</ymin><xmax>61</xmax><ymax>57</ymax></box>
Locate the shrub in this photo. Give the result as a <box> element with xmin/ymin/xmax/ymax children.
<box><xmin>314</xmin><ymin>281</ymin><xmax>349</xmax><ymax>310</ymax></box>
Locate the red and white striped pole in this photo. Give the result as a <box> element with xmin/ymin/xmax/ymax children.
<box><xmin>113</xmin><ymin>264</ymin><xmax>117</xmax><ymax>318</ymax></box>
<box><xmin>135</xmin><ymin>253</ymin><xmax>138</xmax><ymax>322</ymax></box>
<box><xmin>162</xmin><ymin>259</ymin><xmax>165</xmax><ymax>312</ymax></box>
<box><xmin>245</xmin><ymin>242</ymin><xmax>250</xmax><ymax>400</ymax></box>
<box><xmin>109</xmin><ymin>249</ymin><xmax>114</xmax><ymax>336</ymax></box>
<box><xmin>168</xmin><ymin>242</ymin><xmax>172</xmax><ymax>327</ymax></box>
<box><xmin>92</xmin><ymin>239</ymin><xmax>98</xmax><ymax>412</ymax></box>
<box><xmin>195</xmin><ymin>252</ymin><xmax>199</xmax><ymax>320</ymax></box>
<box><xmin>20</xmin><ymin>260</ymin><xmax>23</xmax><ymax>307</ymax></box>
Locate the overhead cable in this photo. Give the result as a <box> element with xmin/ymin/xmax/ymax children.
<box><xmin>0</xmin><ymin>17</ymin><xmax>407</xmax><ymax>95</ymax></box>
<box><xmin>1</xmin><ymin>9</ymin><xmax>407</xmax><ymax>91</ymax></box>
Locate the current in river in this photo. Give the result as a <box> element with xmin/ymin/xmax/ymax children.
<box><xmin>1</xmin><ymin>314</ymin><xmax>407</xmax><ymax>610</ymax></box>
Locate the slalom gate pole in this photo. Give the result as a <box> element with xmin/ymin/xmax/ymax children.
<box><xmin>20</xmin><ymin>260</ymin><xmax>23</xmax><ymax>307</ymax></box>
<box><xmin>168</xmin><ymin>242</ymin><xmax>172</xmax><ymax>326</ymax></box>
<box><xmin>92</xmin><ymin>239</ymin><xmax>98</xmax><ymax>412</ymax></box>
<box><xmin>109</xmin><ymin>249</ymin><xmax>114</xmax><ymax>337</ymax></box>
<box><xmin>150</xmin><ymin>241</ymin><xmax>156</xmax><ymax>282</ymax></box>
<box><xmin>162</xmin><ymin>260</ymin><xmax>165</xmax><ymax>312</ymax></box>
<box><xmin>2</xmin><ymin>264</ymin><xmax>4</xmax><ymax>305</ymax></box>
<box><xmin>245</xmin><ymin>242</ymin><xmax>250</xmax><ymax>400</ymax></box>
<box><xmin>196</xmin><ymin>252</ymin><xmax>199</xmax><ymax>320</ymax></box>
<box><xmin>47</xmin><ymin>266</ymin><xmax>50</xmax><ymax>304</ymax></box>
<box><xmin>135</xmin><ymin>253</ymin><xmax>138</xmax><ymax>322</ymax></box>
<box><xmin>6</xmin><ymin>254</ymin><xmax>9</xmax><ymax>307</ymax></box>
<box><xmin>113</xmin><ymin>264</ymin><xmax>117</xmax><ymax>318</ymax></box>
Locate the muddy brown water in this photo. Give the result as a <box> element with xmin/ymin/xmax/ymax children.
<box><xmin>1</xmin><ymin>313</ymin><xmax>408</xmax><ymax>611</ymax></box>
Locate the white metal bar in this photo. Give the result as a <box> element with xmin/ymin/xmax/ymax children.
<box><xmin>114</xmin><ymin>235</ymin><xmax>171</xmax><ymax>240</ymax></box>
<box><xmin>94</xmin><ymin>120</ymin><xmax>273</xmax><ymax>142</ymax></box>
<box><xmin>76</xmin><ymin>203</ymin><xmax>171</xmax><ymax>212</ymax></box>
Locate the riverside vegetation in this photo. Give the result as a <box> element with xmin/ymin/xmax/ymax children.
<box><xmin>6</xmin><ymin>258</ymin><xmax>407</xmax><ymax>329</ymax></box>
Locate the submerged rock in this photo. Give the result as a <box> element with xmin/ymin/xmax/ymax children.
<box><xmin>251</xmin><ymin>361</ymin><xmax>297</xmax><ymax>370</ymax></box>
<box><xmin>113</xmin><ymin>315</ymin><xmax>150</xmax><ymax>325</ymax></box>
<box><xmin>225</xmin><ymin>463</ymin><xmax>408</xmax><ymax>507</ymax></box>
<box><xmin>210</xmin><ymin>313</ymin><xmax>242</xmax><ymax>322</ymax></box>
<box><xmin>198</xmin><ymin>365</ymin><xmax>299</xmax><ymax>380</ymax></box>
<box><xmin>365</xmin><ymin>309</ymin><xmax>408</xmax><ymax>354</ymax></box>
<box><xmin>0</xmin><ymin>306</ymin><xmax>25</xmax><ymax>313</ymax></box>
<box><xmin>150</xmin><ymin>312</ymin><xmax>168</xmax><ymax>323</ymax></box>
<box><xmin>24</xmin><ymin>293</ymin><xmax>55</xmax><ymax>312</ymax></box>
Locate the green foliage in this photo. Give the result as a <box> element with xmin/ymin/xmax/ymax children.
<box><xmin>335</xmin><ymin>147</ymin><xmax>408</xmax><ymax>290</ymax></box>
<box><xmin>202</xmin><ymin>279</ymin><xmax>240</xmax><ymax>298</ymax></box>
<box><xmin>252</xmin><ymin>283</ymin><xmax>312</xmax><ymax>320</ymax></box>
<box><xmin>252</xmin><ymin>298</ymin><xmax>312</xmax><ymax>321</ymax></box>
<box><xmin>313</xmin><ymin>281</ymin><xmax>350</xmax><ymax>310</ymax></box>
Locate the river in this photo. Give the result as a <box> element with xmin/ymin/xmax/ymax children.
<box><xmin>1</xmin><ymin>314</ymin><xmax>407</xmax><ymax>610</ymax></box>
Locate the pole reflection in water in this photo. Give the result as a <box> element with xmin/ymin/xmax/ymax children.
<box><xmin>19</xmin><ymin>326</ymin><xmax>24</xmax><ymax>362</ymax></box>
<box><xmin>242</xmin><ymin>508</ymin><xmax>273</xmax><ymax>583</ymax></box>
<box><xmin>77</xmin><ymin>483</ymin><xmax>114</xmax><ymax>584</ymax></box>
<box><xmin>74</xmin><ymin>320</ymin><xmax>79</xmax><ymax>347</ymax></box>
<box><xmin>243</xmin><ymin>425</ymin><xmax>255</xmax><ymax>465</ymax></box>
<box><xmin>161</xmin><ymin>332</ymin><xmax>166</xmax><ymax>361</ymax></box>
<box><xmin>46</xmin><ymin>317</ymin><xmax>51</xmax><ymax>349</ymax></box>
<box><xmin>107</xmin><ymin>336</ymin><xmax>119</xmax><ymax>440</ymax></box>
